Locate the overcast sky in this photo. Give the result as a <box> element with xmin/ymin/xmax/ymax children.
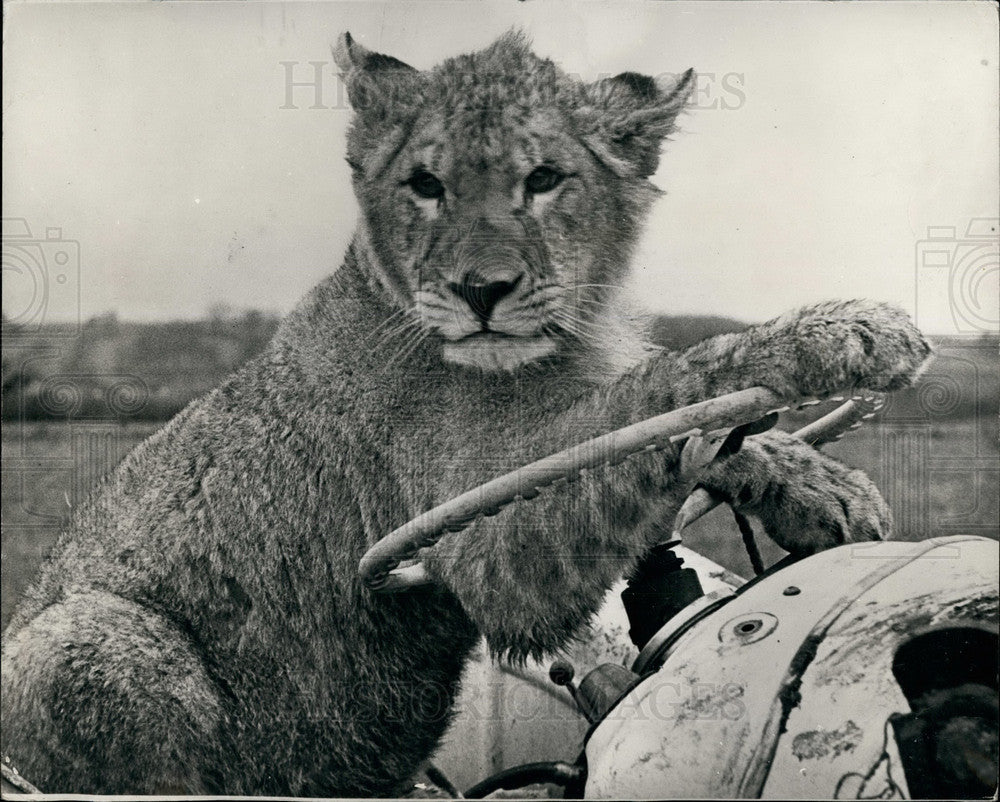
<box><xmin>3</xmin><ymin>1</ymin><xmax>997</xmax><ymax>335</ymax></box>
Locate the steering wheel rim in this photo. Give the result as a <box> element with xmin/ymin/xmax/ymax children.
<box><xmin>359</xmin><ymin>387</ymin><xmax>885</xmax><ymax>592</ymax></box>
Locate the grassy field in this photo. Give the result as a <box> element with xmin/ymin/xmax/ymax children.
<box><xmin>2</xmin><ymin>328</ymin><xmax>997</xmax><ymax>630</ymax></box>
<box><xmin>2</xmin><ymin>421</ymin><xmax>162</xmax><ymax>627</ymax></box>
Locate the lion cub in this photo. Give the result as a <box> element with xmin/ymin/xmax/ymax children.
<box><xmin>1</xmin><ymin>32</ymin><xmax>930</xmax><ymax>795</ymax></box>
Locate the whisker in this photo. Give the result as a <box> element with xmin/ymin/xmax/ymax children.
<box><xmin>374</xmin><ymin>316</ymin><xmax>419</xmax><ymax>346</ymax></box>
<box><xmin>372</xmin><ymin>318</ymin><xmax>424</xmax><ymax>357</ymax></box>
<box><xmin>357</xmin><ymin>311</ymin><xmax>418</xmax><ymax>358</ymax></box>
<box><xmin>554</xmin><ymin>305</ymin><xmax>608</xmax><ymax>329</ymax></box>
<box><xmin>361</xmin><ymin>308</ymin><xmax>409</xmax><ymax>345</ymax></box>
<box><xmin>371</xmin><ymin>306</ymin><xmax>408</xmax><ymax>330</ymax></box>
<box><xmin>557</xmin><ymin>303</ymin><xmax>615</xmax><ymax>335</ymax></box>
<box><xmin>549</xmin><ymin>312</ymin><xmax>599</xmax><ymax>344</ymax></box>
<box><xmin>386</xmin><ymin>329</ymin><xmax>432</xmax><ymax>371</ymax></box>
<box><xmin>562</xmin><ymin>296</ymin><xmax>618</xmax><ymax>324</ymax></box>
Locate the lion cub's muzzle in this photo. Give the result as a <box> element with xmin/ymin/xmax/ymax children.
<box><xmin>447</xmin><ymin>271</ymin><xmax>523</xmax><ymax>327</ymax></box>
<box><xmin>417</xmin><ymin>218</ymin><xmax>560</xmax><ymax>370</ymax></box>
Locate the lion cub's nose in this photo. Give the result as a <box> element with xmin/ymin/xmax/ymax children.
<box><xmin>448</xmin><ymin>272</ymin><xmax>523</xmax><ymax>323</ymax></box>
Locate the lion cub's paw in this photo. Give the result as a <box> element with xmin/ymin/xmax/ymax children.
<box><xmin>698</xmin><ymin>430</ymin><xmax>891</xmax><ymax>555</ymax></box>
<box><xmin>774</xmin><ymin>300</ymin><xmax>932</xmax><ymax>399</ymax></box>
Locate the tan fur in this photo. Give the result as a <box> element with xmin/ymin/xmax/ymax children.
<box><xmin>0</xmin><ymin>32</ymin><xmax>931</xmax><ymax>795</ymax></box>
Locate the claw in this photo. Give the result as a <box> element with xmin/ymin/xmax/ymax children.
<box><xmin>678</xmin><ymin>427</ymin><xmax>736</xmax><ymax>481</ymax></box>
<box><xmin>673</xmin><ymin>486</ymin><xmax>717</xmax><ymax>537</ymax></box>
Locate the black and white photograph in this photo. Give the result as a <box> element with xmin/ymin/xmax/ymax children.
<box><xmin>2</xmin><ymin>1</ymin><xmax>998</xmax><ymax>798</ymax></box>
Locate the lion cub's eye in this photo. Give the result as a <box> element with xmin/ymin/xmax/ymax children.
<box><xmin>406</xmin><ymin>171</ymin><xmax>446</xmax><ymax>200</ymax></box>
<box><xmin>524</xmin><ymin>166</ymin><xmax>564</xmax><ymax>195</ymax></box>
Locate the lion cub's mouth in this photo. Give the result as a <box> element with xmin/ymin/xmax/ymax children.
<box><xmin>442</xmin><ymin>332</ymin><xmax>557</xmax><ymax>372</ymax></box>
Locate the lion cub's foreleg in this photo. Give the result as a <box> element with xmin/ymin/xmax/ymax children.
<box><xmin>424</xmin><ymin>301</ymin><xmax>929</xmax><ymax>661</ymax></box>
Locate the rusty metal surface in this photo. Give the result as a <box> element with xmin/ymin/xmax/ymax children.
<box><xmin>583</xmin><ymin>536</ymin><xmax>999</xmax><ymax>799</ymax></box>
<box><xmin>763</xmin><ymin>537</ymin><xmax>998</xmax><ymax>800</ymax></box>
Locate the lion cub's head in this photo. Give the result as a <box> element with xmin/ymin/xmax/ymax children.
<box><xmin>334</xmin><ymin>31</ymin><xmax>692</xmax><ymax>372</ymax></box>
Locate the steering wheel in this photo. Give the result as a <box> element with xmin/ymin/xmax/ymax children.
<box><xmin>359</xmin><ymin>387</ymin><xmax>885</xmax><ymax>592</ymax></box>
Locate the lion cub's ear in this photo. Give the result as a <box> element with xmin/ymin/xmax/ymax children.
<box><xmin>333</xmin><ymin>32</ymin><xmax>421</xmax><ymax>117</ymax></box>
<box><xmin>576</xmin><ymin>68</ymin><xmax>695</xmax><ymax>178</ymax></box>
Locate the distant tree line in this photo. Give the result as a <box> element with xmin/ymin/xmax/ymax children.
<box><xmin>2</xmin><ymin>309</ymin><xmax>280</xmax><ymax>421</ymax></box>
